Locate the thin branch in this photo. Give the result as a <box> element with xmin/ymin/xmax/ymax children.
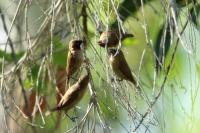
<box><xmin>132</xmin><ymin>14</ymin><xmax>190</xmax><ymax>132</ymax></box>
<box><xmin>0</xmin><ymin>6</ymin><xmax>29</xmax><ymax>109</ymax></box>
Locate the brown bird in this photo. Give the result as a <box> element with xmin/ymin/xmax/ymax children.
<box><xmin>66</xmin><ymin>39</ymin><xmax>84</xmax><ymax>89</ymax></box>
<box><xmin>108</xmin><ymin>49</ymin><xmax>140</xmax><ymax>92</ymax></box>
<box><xmin>51</xmin><ymin>73</ymin><xmax>89</xmax><ymax>112</ymax></box>
<box><xmin>98</xmin><ymin>30</ymin><xmax>134</xmax><ymax>48</ymax></box>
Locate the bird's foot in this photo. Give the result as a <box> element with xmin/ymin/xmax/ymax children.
<box><xmin>117</xmin><ymin>79</ymin><xmax>123</xmax><ymax>82</ymax></box>
<box><xmin>111</xmin><ymin>77</ymin><xmax>123</xmax><ymax>83</ymax></box>
<box><xmin>135</xmin><ymin>86</ymin><xmax>143</xmax><ymax>99</ymax></box>
<box><xmin>83</xmin><ymin>57</ymin><xmax>92</xmax><ymax>67</ymax></box>
<box><xmin>70</xmin><ymin>116</ymin><xmax>79</xmax><ymax>122</ymax></box>
<box><xmin>64</xmin><ymin>112</ymin><xmax>78</xmax><ymax>122</ymax></box>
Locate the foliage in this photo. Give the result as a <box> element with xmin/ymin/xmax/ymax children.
<box><xmin>0</xmin><ymin>0</ymin><xmax>200</xmax><ymax>133</ymax></box>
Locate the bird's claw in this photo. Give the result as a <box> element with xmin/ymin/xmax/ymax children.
<box><xmin>117</xmin><ymin>79</ymin><xmax>123</xmax><ymax>82</ymax></box>
<box><xmin>64</xmin><ymin>112</ymin><xmax>78</xmax><ymax>122</ymax></box>
<box><xmin>90</xmin><ymin>94</ymin><xmax>97</xmax><ymax>104</ymax></box>
<box><xmin>70</xmin><ymin>116</ymin><xmax>79</xmax><ymax>122</ymax></box>
<box><xmin>111</xmin><ymin>77</ymin><xmax>123</xmax><ymax>83</ymax></box>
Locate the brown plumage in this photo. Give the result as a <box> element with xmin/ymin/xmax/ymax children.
<box><xmin>51</xmin><ymin>73</ymin><xmax>89</xmax><ymax>111</ymax></box>
<box><xmin>98</xmin><ymin>30</ymin><xmax>134</xmax><ymax>48</ymax></box>
<box><xmin>108</xmin><ymin>49</ymin><xmax>140</xmax><ymax>92</ymax></box>
<box><xmin>66</xmin><ymin>39</ymin><xmax>84</xmax><ymax>89</ymax></box>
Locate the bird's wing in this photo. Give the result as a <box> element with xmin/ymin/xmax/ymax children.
<box><xmin>66</xmin><ymin>52</ymin><xmax>75</xmax><ymax>75</ymax></box>
<box><xmin>58</xmin><ymin>84</ymin><xmax>80</xmax><ymax>108</ymax></box>
<box><xmin>118</xmin><ymin>54</ymin><xmax>136</xmax><ymax>84</ymax></box>
<box><xmin>66</xmin><ymin>52</ymin><xmax>81</xmax><ymax>76</ymax></box>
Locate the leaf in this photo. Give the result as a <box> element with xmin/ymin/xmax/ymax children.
<box><xmin>111</xmin><ymin>0</ymin><xmax>154</xmax><ymax>28</ymax></box>
<box><xmin>176</xmin><ymin>0</ymin><xmax>194</xmax><ymax>7</ymax></box>
<box><xmin>52</xmin><ymin>36</ymin><xmax>67</xmax><ymax>67</ymax></box>
<box><xmin>189</xmin><ymin>3</ymin><xmax>200</xmax><ymax>28</ymax></box>
<box><xmin>30</xmin><ymin>64</ymin><xmax>40</xmax><ymax>80</ymax></box>
<box><xmin>24</xmin><ymin>78</ymin><xmax>32</xmax><ymax>89</ymax></box>
<box><xmin>24</xmin><ymin>64</ymin><xmax>39</xmax><ymax>90</ymax></box>
<box><xmin>122</xmin><ymin>37</ymin><xmax>138</xmax><ymax>46</ymax></box>
<box><xmin>0</xmin><ymin>50</ymin><xmax>24</xmax><ymax>62</ymax></box>
<box><xmin>154</xmin><ymin>21</ymin><xmax>173</xmax><ymax>74</ymax></box>
<box><xmin>196</xmin><ymin>63</ymin><xmax>200</xmax><ymax>79</ymax></box>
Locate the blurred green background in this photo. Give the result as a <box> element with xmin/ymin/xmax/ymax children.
<box><xmin>0</xmin><ymin>0</ymin><xmax>200</xmax><ymax>133</ymax></box>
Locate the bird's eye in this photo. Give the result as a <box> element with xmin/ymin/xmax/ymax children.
<box><xmin>75</xmin><ymin>44</ymin><xmax>81</xmax><ymax>49</ymax></box>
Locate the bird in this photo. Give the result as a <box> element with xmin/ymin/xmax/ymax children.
<box><xmin>51</xmin><ymin>73</ymin><xmax>90</xmax><ymax>112</ymax></box>
<box><xmin>108</xmin><ymin>49</ymin><xmax>140</xmax><ymax>92</ymax></box>
<box><xmin>97</xmin><ymin>30</ymin><xmax>134</xmax><ymax>48</ymax></box>
<box><xmin>66</xmin><ymin>39</ymin><xmax>84</xmax><ymax>89</ymax></box>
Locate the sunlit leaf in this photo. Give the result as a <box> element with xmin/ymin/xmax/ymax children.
<box><xmin>24</xmin><ymin>78</ymin><xmax>32</xmax><ymax>89</ymax></box>
<box><xmin>123</xmin><ymin>38</ymin><xmax>138</xmax><ymax>46</ymax></box>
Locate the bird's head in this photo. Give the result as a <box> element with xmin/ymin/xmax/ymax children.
<box><xmin>69</xmin><ymin>39</ymin><xmax>83</xmax><ymax>50</ymax></box>
<box><xmin>97</xmin><ymin>32</ymin><xmax>109</xmax><ymax>47</ymax></box>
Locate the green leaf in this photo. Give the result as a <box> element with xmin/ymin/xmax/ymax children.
<box><xmin>196</xmin><ymin>63</ymin><xmax>200</xmax><ymax>79</ymax></box>
<box><xmin>122</xmin><ymin>37</ymin><xmax>138</xmax><ymax>46</ymax></box>
<box><xmin>52</xmin><ymin>36</ymin><xmax>67</xmax><ymax>68</ymax></box>
<box><xmin>111</xmin><ymin>0</ymin><xmax>155</xmax><ymax>28</ymax></box>
<box><xmin>31</xmin><ymin>64</ymin><xmax>40</xmax><ymax>80</ymax></box>
<box><xmin>24</xmin><ymin>78</ymin><xmax>32</xmax><ymax>89</ymax></box>
<box><xmin>154</xmin><ymin>22</ymin><xmax>173</xmax><ymax>74</ymax></box>
<box><xmin>0</xmin><ymin>50</ymin><xmax>24</xmax><ymax>61</ymax></box>
<box><xmin>189</xmin><ymin>3</ymin><xmax>200</xmax><ymax>28</ymax></box>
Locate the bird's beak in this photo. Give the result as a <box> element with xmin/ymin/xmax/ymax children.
<box><xmin>97</xmin><ymin>40</ymin><xmax>102</xmax><ymax>44</ymax></box>
<box><xmin>97</xmin><ymin>40</ymin><xmax>105</xmax><ymax>47</ymax></box>
<box><xmin>124</xmin><ymin>33</ymin><xmax>134</xmax><ymax>38</ymax></box>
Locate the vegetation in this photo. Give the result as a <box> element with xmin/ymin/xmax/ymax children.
<box><xmin>0</xmin><ymin>0</ymin><xmax>200</xmax><ymax>133</ymax></box>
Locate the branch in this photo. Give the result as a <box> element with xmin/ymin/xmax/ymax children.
<box><xmin>132</xmin><ymin>13</ymin><xmax>189</xmax><ymax>132</ymax></box>
<box><xmin>0</xmin><ymin>5</ymin><xmax>29</xmax><ymax>109</ymax></box>
<box><xmin>82</xmin><ymin>0</ymin><xmax>88</xmax><ymax>48</ymax></box>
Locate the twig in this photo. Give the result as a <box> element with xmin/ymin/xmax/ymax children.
<box><xmin>81</xmin><ymin>1</ymin><xmax>111</xmax><ymax>132</ymax></box>
<box><xmin>132</xmin><ymin>13</ymin><xmax>190</xmax><ymax>132</ymax></box>
<box><xmin>0</xmin><ymin>5</ymin><xmax>29</xmax><ymax>109</ymax></box>
<box><xmin>82</xmin><ymin>1</ymin><xmax>88</xmax><ymax>48</ymax></box>
<box><xmin>65</xmin><ymin>102</ymin><xmax>94</xmax><ymax>133</ymax></box>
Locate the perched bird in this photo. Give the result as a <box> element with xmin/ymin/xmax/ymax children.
<box><xmin>98</xmin><ymin>30</ymin><xmax>134</xmax><ymax>48</ymax></box>
<box><xmin>66</xmin><ymin>39</ymin><xmax>84</xmax><ymax>89</ymax></box>
<box><xmin>108</xmin><ymin>49</ymin><xmax>140</xmax><ymax>92</ymax></box>
<box><xmin>51</xmin><ymin>73</ymin><xmax>90</xmax><ymax>111</ymax></box>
